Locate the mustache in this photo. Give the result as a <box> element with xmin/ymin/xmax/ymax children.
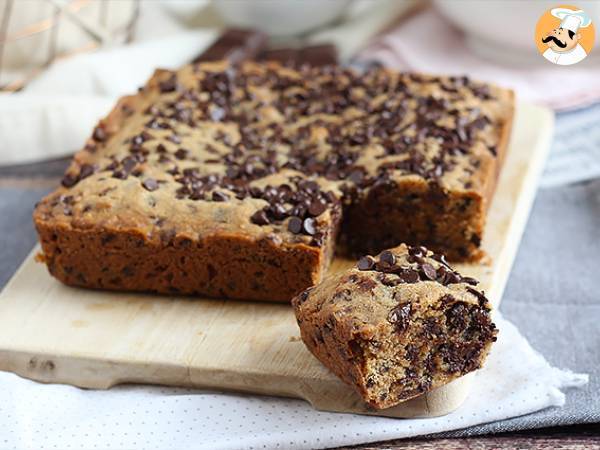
<box><xmin>542</xmin><ymin>35</ymin><xmax>567</xmax><ymax>48</ymax></box>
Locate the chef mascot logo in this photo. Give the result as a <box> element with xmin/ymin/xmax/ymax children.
<box><xmin>535</xmin><ymin>5</ymin><xmax>595</xmax><ymax>65</ymax></box>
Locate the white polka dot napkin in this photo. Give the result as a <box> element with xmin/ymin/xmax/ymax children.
<box><xmin>0</xmin><ymin>313</ymin><xmax>586</xmax><ymax>450</ymax></box>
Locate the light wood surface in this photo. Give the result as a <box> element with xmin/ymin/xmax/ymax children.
<box><xmin>0</xmin><ymin>102</ymin><xmax>553</xmax><ymax>418</ymax></box>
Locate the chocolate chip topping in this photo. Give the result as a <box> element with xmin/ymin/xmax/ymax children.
<box><xmin>159</xmin><ymin>74</ymin><xmax>178</xmax><ymax>93</ymax></box>
<box><xmin>174</xmin><ymin>148</ymin><xmax>189</xmax><ymax>160</ymax></box>
<box><xmin>79</xmin><ymin>164</ymin><xmax>96</xmax><ymax>180</ymax></box>
<box><xmin>92</xmin><ymin>126</ymin><xmax>107</xmax><ymax>142</ymax></box>
<box><xmin>420</xmin><ymin>263</ymin><xmax>437</xmax><ymax>280</ymax></box>
<box><xmin>142</xmin><ymin>178</ymin><xmax>159</xmax><ymax>192</ymax></box>
<box><xmin>212</xmin><ymin>191</ymin><xmax>229</xmax><ymax>202</ymax></box>
<box><xmin>288</xmin><ymin>216</ymin><xmax>302</xmax><ymax>234</ymax></box>
<box><xmin>398</xmin><ymin>269</ymin><xmax>419</xmax><ymax>283</ymax></box>
<box><xmin>379</xmin><ymin>250</ymin><xmax>396</xmax><ymax>268</ymax></box>
<box><xmin>251</xmin><ymin>210</ymin><xmax>269</xmax><ymax>225</ymax></box>
<box><xmin>357</xmin><ymin>255</ymin><xmax>375</xmax><ymax>271</ymax></box>
<box><xmin>303</xmin><ymin>217</ymin><xmax>317</xmax><ymax>235</ymax></box>
<box><xmin>358</xmin><ymin>244</ymin><xmax>480</xmax><ymax>290</ymax></box>
<box><xmin>308</xmin><ymin>198</ymin><xmax>327</xmax><ymax>217</ymax></box>
<box><xmin>388</xmin><ymin>302</ymin><xmax>411</xmax><ymax>333</ymax></box>
<box><xmin>55</xmin><ymin>62</ymin><xmax>506</xmax><ymax>258</ymax></box>
<box><xmin>466</xmin><ymin>286</ymin><xmax>490</xmax><ymax>307</ymax></box>
<box><xmin>61</xmin><ymin>173</ymin><xmax>78</xmax><ymax>188</ymax></box>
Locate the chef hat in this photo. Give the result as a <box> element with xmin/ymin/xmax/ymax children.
<box><xmin>551</xmin><ymin>8</ymin><xmax>592</xmax><ymax>33</ymax></box>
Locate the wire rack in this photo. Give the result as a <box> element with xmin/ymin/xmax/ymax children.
<box><xmin>0</xmin><ymin>0</ymin><xmax>139</xmax><ymax>92</ymax></box>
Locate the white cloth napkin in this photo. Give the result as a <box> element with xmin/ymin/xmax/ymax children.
<box><xmin>0</xmin><ymin>313</ymin><xmax>586</xmax><ymax>450</ymax></box>
<box><xmin>0</xmin><ymin>30</ymin><xmax>216</xmax><ymax>166</ymax></box>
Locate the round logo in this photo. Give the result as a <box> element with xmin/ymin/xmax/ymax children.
<box><xmin>535</xmin><ymin>5</ymin><xmax>595</xmax><ymax>65</ymax></box>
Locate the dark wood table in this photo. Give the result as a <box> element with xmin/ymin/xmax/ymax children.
<box><xmin>1</xmin><ymin>158</ymin><xmax>598</xmax><ymax>449</ymax></box>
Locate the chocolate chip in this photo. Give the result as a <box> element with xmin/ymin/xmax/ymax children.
<box><xmin>357</xmin><ymin>256</ymin><xmax>375</xmax><ymax>271</ymax></box>
<box><xmin>379</xmin><ymin>273</ymin><xmax>402</xmax><ymax>287</ymax></box>
<box><xmin>379</xmin><ymin>250</ymin><xmax>396</xmax><ymax>268</ymax></box>
<box><xmin>348</xmin><ymin>169</ymin><xmax>364</xmax><ymax>185</ymax></box>
<box><xmin>251</xmin><ymin>209</ymin><xmax>270</xmax><ymax>225</ymax></box>
<box><xmin>458</xmin><ymin>277</ymin><xmax>477</xmax><ymax>286</ymax></box>
<box><xmin>174</xmin><ymin>148</ymin><xmax>189</xmax><ymax>160</ymax></box>
<box><xmin>92</xmin><ymin>126</ymin><xmax>107</xmax><ymax>142</ymax></box>
<box><xmin>444</xmin><ymin>271</ymin><xmax>462</xmax><ymax>285</ymax></box>
<box><xmin>294</xmin><ymin>287</ymin><xmax>313</xmax><ymax>305</ymax></box>
<box><xmin>270</xmin><ymin>203</ymin><xmax>287</xmax><ymax>220</ymax></box>
<box><xmin>189</xmin><ymin>189</ymin><xmax>205</xmax><ymax>201</ymax></box>
<box><xmin>467</xmin><ymin>286</ymin><xmax>489</xmax><ymax>306</ymax></box>
<box><xmin>446</xmin><ymin>303</ymin><xmax>469</xmax><ymax>333</ymax></box>
<box><xmin>226</xmin><ymin>166</ymin><xmax>239</xmax><ymax>179</ymax></box>
<box><xmin>60</xmin><ymin>195</ymin><xmax>74</xmax><ymax>205</ymax></box>
<box><xmin>436</xmin><ymin>265</ymin><xmax>448</xmax><ymax>281</ymax></box>
<box><xmin>79</xmin><ymin>164</ymin><xmax>96</xmax><ymax>180</ymax></box>
<box><xmin>142</xmin><ymin>178</ymin><xmax>159</xmax><ymax>191</ymax></box>
<box><xmin>212</xmin><ymin>191</ymin><xmax>229</xmax><ymax>202</ymax></box>
<box><xmin>303</xmin><ymin>217</ymin><xmax>317</xmax><ymax>235</ymax></box>
<box><xmin>408</xmin><ymin>245</ymin><xmax>427</xmax><ymax>257</ymax></box>
<box><xmin>399</xmin><ymin>269</ymin><xmax>419</xmax><ymax>283</ymax></box>
<box><xmin>159</xmin><ymin>74</ymin><xmax>178</xmax><ymax>93</ymax></box>
<box><xmin>431</xmin><ymin>252</ymin><xmax>450</xmax><ymax>267</ymax></box>
<box><xmin>105</xmin><ymin>160</ymin><xmax>118</xmax><ymax>171</ymax></box>
<box><xmin>122</xmin><ymin>156</ymin><xmax>137</xmax><ymax>172</ymax></box>
<box><xmin>249</xmin><ymin>186</ymin><xmax>262</xmax><ymax>198</ymax></box>
<box><xmin>112</xmin><ymin>169</ymin><xmax>128</xmax><ymax>180</ymax></box>
<box><xmin>388</xmin><ymin>302</ymin><xmax>412</xmax><ymax>333</ymax></box>
<box><xmin>288</xmin><ymin>216</ymin><xmax>303</xmax><ymax>234</ymax></box>
<box><xmin>308</xmin><ymin>198</ymin><xmax>327</xmax><ymax>217</ymax></box>
<box><xmin>420</xmin><ymin>263</ymin><xmax>437</xmax><ymax>280</ymax></box>
<box><xmin>290</xmin><ymin>203</ymin><xmax>307</xmax><ymax>219</ymax></box>
<box><xmin>61</xmin><ymin>173</ymin><xmax>79</xmax><ymax>188</ymax></box>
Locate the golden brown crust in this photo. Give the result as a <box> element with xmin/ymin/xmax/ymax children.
<box><xmin>33</xmin><ymin>62</ymin><xmax>514</xmax><ymax>301</ymax></box>
<box><xmin>35</xmin><ymin>221</ymin><xmax>328</xmax><ymax>301</ymax></box>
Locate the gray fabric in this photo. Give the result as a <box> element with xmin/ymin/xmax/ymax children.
<box><xmin>435</xmin><ymin>179</ymin><xmax>600</xmax><ymax>437</ymax></box>
<box><xmin>0</xmin><ymin>144</ymin><xmax>599</xmax><ymax>435</ymax></box>
<box><xmin>0</xmin><ymin>188</ymin><xmax>51</xmax><ymax>288</ymax></box>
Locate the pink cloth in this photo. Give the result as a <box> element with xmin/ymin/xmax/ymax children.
<box><xmin>358</xmin><ymin>9</ymin><xmax>600</xmax><ymax>110</ymax></box>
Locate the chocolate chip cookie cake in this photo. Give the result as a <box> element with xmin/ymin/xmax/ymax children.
<box><xmin>34</xmin><ymin>61</ymin><xmax>514</xmax><ymax>301</ymax></box>
<box><xmin>292</xmin><ymin>244</ymin><xmax>498</xmax><ymax>409</ymax></box>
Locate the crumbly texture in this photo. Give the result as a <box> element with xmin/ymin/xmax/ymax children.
<box><xmin>292</xmin><ymin>244</ymin><xmax>498</xmax><ymax>409</ymax></box>
<box><xmin>34</xmin><ymin>61</ymin><xmax>514</xmax><ymax>301</ymax></box>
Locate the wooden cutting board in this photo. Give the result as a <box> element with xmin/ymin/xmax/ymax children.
<box><xmin>0</xmin><ymin>102</ymin><xmax>553</xmax><ymax>418</ymax></box>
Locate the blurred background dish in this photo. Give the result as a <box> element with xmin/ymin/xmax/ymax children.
<box><xmin>212</xmin><ymin>0</ymin><xmax>353</xmax><ymax>37</ymax></box>
<box><xmin>434</xmin><ymin>0</ymin><xmax>600</xmax><ymax>63</ymax></box>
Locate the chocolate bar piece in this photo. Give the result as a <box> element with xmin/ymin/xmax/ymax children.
<box><xmin>258</xmin><ymin>48</ymin><xmax>300</xmax><ymax>66</ymax></box>
<box><xmin>193</xmin><ymin>28</ymin><xmax>268</xmax><ymax>64</ymax></box>
<box><xmin>259</xmin><ymin>44</ymin><xmax>338</xmax><ymax>67</ymax></box>
<box><xmin>299</xmin><ymin>44</ymin><xmax>338</xmax><ymax>66</ymax></box>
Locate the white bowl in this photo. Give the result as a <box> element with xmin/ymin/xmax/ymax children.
<box><xmin>213</xmin><ymin>0</ymin><xmax>353</xmax><ymax>37</ymax></box>
<box><xmin>433</xmin><ymin>0</ymin><xmax>600</xmax><ymax>63</ymax></box>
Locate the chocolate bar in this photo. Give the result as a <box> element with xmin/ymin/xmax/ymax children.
<box><xmin>193</xmin><ymin>28</ymin><xmax>268</xmax><ymax>64</ymax></box>
<box><xmin>258</xmin><ymin>44</ymin><xmax>338</xmax><ymax>67</ymax></box>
